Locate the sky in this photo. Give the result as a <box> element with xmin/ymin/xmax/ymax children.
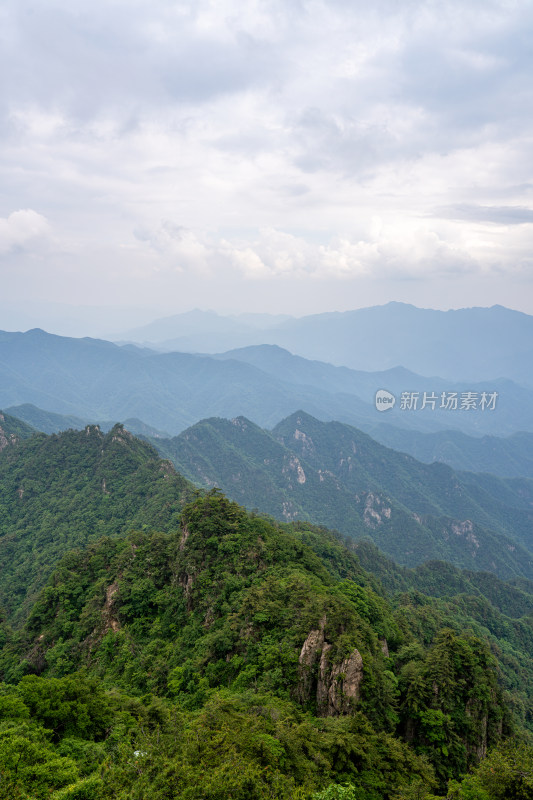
<box><xmin>1</xmin><ymin>0</ymin><xmax>533</xmax><ymax>335</ymax></box>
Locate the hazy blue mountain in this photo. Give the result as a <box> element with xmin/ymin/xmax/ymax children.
<box><xmin>0</xmin><ymin>328</ymin><xmax>428</xmax><ymax>437</ymax></box>
<box><xmin>215</xmin><ymin>344</ymin><xmax>533</xmax><ymax>437</ymax></box>
<box><xmin>266</xmin><ymin>303</ymin><xmax>533</xmax><ymax>385</ymax></box>
<box><xmin>218</xmin><ymin>345</ymin><xmax>533</xmax><ymax>475</ymax></box>
<box><xmin>0</xmin><ymin>328</ymin><xmax>375</xmax><ymax>434</ymax></box>
<box><xmin>122</xmin><ymin>303</ymin><xmax>533</xmax><ymax>387</ymax></box>
<box><xmin>119</xmin><ymin>309</ymin><xmax>275</xmax><ymax>352</ymax></box>
<box><xmin>5</xmin><ymin>404</ymin><xmax>90</xmax><ymax>434</ymax></box>
<box><xmin>368</xmin><ymin>423</ymin><xmax>533</xmax><ymax>478</ymax></box>
<box><xmin>2</xmin><ymin>327</ymin><xmax>532</xmax><ymax>439</ymax></box>
<box><xmin>151</xmin><ymin>412</ymin><xmax>533</xmax><ymax>578</ymax></box>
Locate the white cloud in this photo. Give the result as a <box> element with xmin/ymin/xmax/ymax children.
<box><xmin>0</xmin><ymin>209</ymin><xmax>51</xmax><ymax>255</ymax></box>
<box><xmin>134</xmin><ymin>222</ymin><xmax>212</xmax><ymax>272</ymax></box>
<box><xmin>222</xmin><ymin>223</ymin><xmax>479</xmax><ymax>281</ymax></box>
<box><xmin>1</xmin><ymin>0</ymin><xmax>533</xmax><ymax>316</ymax></box>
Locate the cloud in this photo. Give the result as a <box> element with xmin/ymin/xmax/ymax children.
<box><xmin>435</xmin><ymin>205</ymin><xmax>533</xmax><ymax>225</ymax></box>
<box><xmin>0</xmin><ymin>209</ymin><xmax>51</xmax><ymax>255</ymax></box>
<box><xmin>135</xmin><ymin>222</ymin><xmax>478</xmax><ymax>283</ymax></box>
<box><xmin>134</xmin><ymin>222</ymin><xmax>212</xmax><ymax>272</ymax></box>
<box><xmin>1</xmin><ymin>0</ymin><xmax>533</xmax><ymax>315</ymax></box>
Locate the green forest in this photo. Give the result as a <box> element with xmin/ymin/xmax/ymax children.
<box><xmin>0</xmin><ymin>416</ymin><xmax>532</xmax><ymax>799</ymax></box>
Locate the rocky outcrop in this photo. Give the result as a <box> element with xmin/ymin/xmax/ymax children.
<box><xmin>282</xmin><ymin>455</ymin><xmax>306</xmax><ymax>485</ymax></box>
<box><xmin>0</xmin><ymin>416</ymin><xmax>18</xmax><ymax>452</ymax></box>
<box><xmin>102</xmin><ymin>581</ymin><xmax>121</xmax><ymax>633</ymax></box>
<box><xmin>297</xmin><ymin>615</ymin><xmax>363</xmax><ymax>716</ymax></box>
<box><xmin>297</xmin><ymin>616</ymin><xmax>326</xmax><ymax>704</ymax></box>
<box><xmin>317</xmin><ymin>644</ymin><xmax>364</xmax><ymax>716</ymax></box>
<box><xmin>0</xmin><ymin>425</ymin><xmax>9</xmax><ymax>452</ymax></box>
<box><xmin>179</xmin><ymin>573</ymin><xmax>194</xmax><ymax>611</ymax></box>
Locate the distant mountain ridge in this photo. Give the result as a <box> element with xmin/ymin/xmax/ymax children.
<box><xmin>151</xmin><ymin>411</ymin><xmax>533</xmax><ymax>579</ymax></box>
<box><xmin>119</xmin><ymin>303</ymin><xmax>533</xmax><ymax>387</ymax></box>
<box><xmin>1</xmin><ymin>328</ymin><xmax>532</xmax><ymax>438</ymax></box>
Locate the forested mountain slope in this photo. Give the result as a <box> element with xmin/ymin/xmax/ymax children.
<box><xmin>1</xmin><ymin>490</ymin><xmax>532</xmax><ymax>799</ymax></box>
<box><xmin>0</xmin><ymin>424</ymin><xmax>195</xmax><ymax>625</ymax></box>
<box><xmin>150</xmin><ymin>413</ymin><xmax>533</xmax><ymax>579</ymax></box>
<box><xmin>368</xmin><ymin>424</ymin><xmax>533</xmax><ymax>479</ymax></box>
<box><xmin>0</xmin><ymin>409</ymin><xmax>36</xmax><ymax>448</ymax></box>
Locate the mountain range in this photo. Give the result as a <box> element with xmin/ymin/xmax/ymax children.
<box><xmin>119</xmin><ymin>303</ymin><xmax>533</xmax><ymax>387</ymax></box>
<box><xmin>1</xmin><ymin>327</ymin><xmax>532</xmax><ymax>439</ymax></box>
<box><xmin>1</xmin><ymin>411</ymin><xmax>533</xmax><ymax>798</ymax></box>
<box><xmin>0</xmin><ymin>426</ymin><xmax>532</xmax><ymax>798</ymax></box>
<box><xmin>147</xmin><ymin>411</ymin><xmax>533</xmax><ymax>580</ymax></box>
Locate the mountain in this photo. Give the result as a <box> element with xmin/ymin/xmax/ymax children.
<box><xmin>267</xmin><ymin>303</ymin><xmax>533</xmax><ymax>386</ymax></box>
<box><xmin>0</xmin><ymin>424</ymin><xmax>195</xmax><ymax>625</ymax></box>
<box><xmin>6</xmin><ymin>402</ymin><xmax>171</xmax><ymax>438</ymax></box>
<box><xmin>119</xmin><ymin>308</ymin><xmax>287</xmax><ymax>352</ymax></box>
<box><xmin>122</xmin><ymin>303</ymin><xmax>533</xmax><ymax>387</ymax></box>
<box><xmin>0</xmin><ymin>328</ymin><xmax>379</xmax><ymax>435</ymax></box>
<box><xmin>12</xmin><ymin>394</ymin><xmax>533</xmax><ymax>479</ymax></box>
<box><xmin>214</xmin><ymin>343</ymin><xmax>533</xmax><ymax>438</ymax></box>
<box><xmin>1</xmin><ymin>328</ymin><xmax>532</xmax><ymax>439</ymax></box>
<box><xmin>2</xmin><ymin>489</ymin><xmax>530</xmax><ymax>799</ymax></box>
<box><xmin>0</xmin><ymin>429</ymin><xmax>532</xmax><ymax>798</ymax></box>
<box><xmin>0</xmin><ymin>409</ymin><xmax>36</xmax><ymax>450</ymax></box>
<box><xmin>150</xmin><ymin>412</ymin><xmax>533</xmax><ymax>579</ymax></box>
<box><xmin>368</xmin><ymin>424</ymin><xmax>533</xmax><ymax>479</ymax></box>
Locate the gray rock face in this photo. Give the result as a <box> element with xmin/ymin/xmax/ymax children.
<box><xmin>297</xmin><ymin>615</ymin><xmax>363</xmax><ymax>716</ymax></box>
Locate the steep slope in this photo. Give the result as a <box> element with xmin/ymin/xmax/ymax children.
<box><xmin>273</xmin><ymin>412</ymin><xmax>533</xmax><ymax>552</ymax></box>
<box><xmin>0</xmin><ymin>409</ymin><xmax>36</xmax><ymax>450</ymax></box>
<box><xmin>1</xmin><ymin>492</ymin><xmax>517</xmax><ymax>798</ymax></box>
<box><xmin>368</xmin><ymin>424</ymin><xmax>533</xmax><ymax>478</ymax></box>
<box><xmin>152</xmin><ymin>413</ymin><xmax>533</xmax><ymax>578</ymax></box>
<box><xmin>0</xmin><ymin>424</ymin><xmax>195</xmax><ymax>624</ymax></box>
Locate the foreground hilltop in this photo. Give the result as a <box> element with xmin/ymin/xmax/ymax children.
<box><xmin>0</xmin><ymin>423</ymin><xmax>532</xmax><ymax>798</ymax></box>
<box><xmin>2</xmin><ymin>489</ymin><xmax>531</xmax><ymax>799</ymax></box>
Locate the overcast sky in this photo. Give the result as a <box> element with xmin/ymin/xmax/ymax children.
<box><xmin>1</xmin><ymin>0</ymin><xmax>533</xmax><ymax>334</ymax></box>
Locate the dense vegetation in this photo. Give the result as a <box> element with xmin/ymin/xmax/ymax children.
<box><xmin>0</xmin><ymin>487</ymin><xmax>532</xmax><ymax>798</ymax></box>
<box><xmin>0</xmin><ymin>424</ymin><xmax>532</xmax><ymax>798</ymax></box>
<box><xmin>370</xmin><ymin>424</ymin><xmax>533</xmax><ymax>479</ymax></box>
<box><xmin>0</xmin><ymin>423</ymin><xmax>194</xmax><ymax>625</ymax></box>
<box><xmin>0</xmin><ymin>410</ymin><xmax>36</xmax><ymax>445</ymax></box>
<box><xmin>150</xmin><ymin>412</ymin><xmax>533</xmax><ymax>578</ymax></box>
